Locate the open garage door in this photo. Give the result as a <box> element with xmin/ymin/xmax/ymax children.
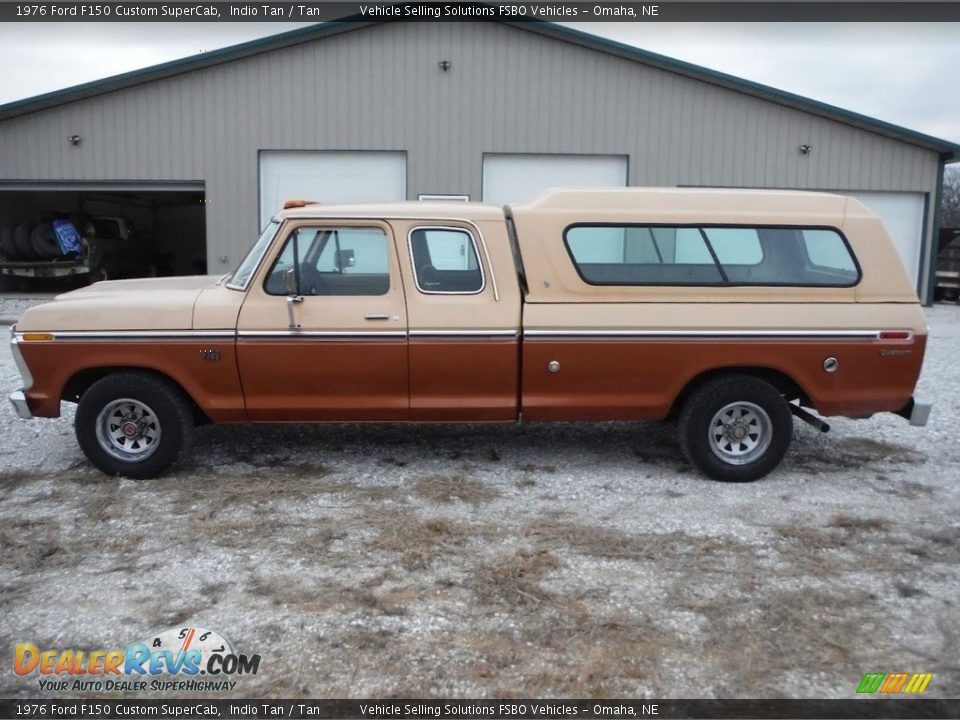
<box><xmin>844</xmin><ymin>191</ymin><xmax>926</xmax><ymax>288</ymax></box>
<box><xmin>259</xmin><ymin>151</ymin><xmax>406</xmax><ymax>229</ymax></box>
<box><xmin>482</xmin><ymin>153</ymin><xmax>628</xmax><ymax>205</ymax></box>
<box><xmin>0</xmin><ymin>183</ymin><xmax>206</xmax><ymax>289</ymax></box>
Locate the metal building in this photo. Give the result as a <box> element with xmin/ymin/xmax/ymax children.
<box><xmin>0</xmin><ymin>20</ymin><xmax>956</xmax><ymax>299</ymax></box>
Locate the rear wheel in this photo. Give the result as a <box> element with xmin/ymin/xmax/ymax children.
<box><xmin>75</xmin><ymin>372</ymin><xmax>194</xmax><ymax>478</ymax></box>
<box><xmin>678</xmin><ymin>374</ymin><xmax>793</xmax><ymax>482</ymax></box>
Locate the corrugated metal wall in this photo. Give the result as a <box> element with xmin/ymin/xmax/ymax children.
<box><xmin>0</xmin><ymin>21</ymin><xmax>942</xmax><ymax>277</ymax></box>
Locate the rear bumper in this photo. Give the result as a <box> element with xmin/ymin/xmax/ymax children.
<box><xmin>895</xmin><ymin>397</ymin><xmax>932</xmax><ymax>427</ymax></box>
<box><xmin>9</xmin><ymin>391</ymin><xmax>33</xmax><ymax>420</ymax></box>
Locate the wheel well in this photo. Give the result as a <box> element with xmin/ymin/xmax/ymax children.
<box><xmin>62</xmin><ymin>367</ymin><xmax>211</xmax><ymax>425</ymax></box>
<box><xmin>669</xmin><ymin>367</ymin><xmax>810</xmax><ymax>420</ymax></box>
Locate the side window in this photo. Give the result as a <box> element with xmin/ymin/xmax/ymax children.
<box><xmin>409</xmin><ymin>227</ymin><xmax>484</xmax><ymax>294</ymax></box>
<box><xmin>565</xmin><ymin>225</ymin><xmax>723</xmax><ymax>284</ymax></box>
<box><xmin>264</xmin><ymin>226</ymin><xmax>390</xmax><ymax>296</ymax></box>
<box><xmin>702</xmin><ymin>228</ymin><xmax>763</xmax><ymax>265</ymax></box>
<box><xmin>564</xmin><ymin>224</ymin><xmax>859</xmax><ymax>287</ymax></box>
<box><xmin>802</xmin><ymin>229</ymin><xmax>858</xmax><ymax>274</ymax></box>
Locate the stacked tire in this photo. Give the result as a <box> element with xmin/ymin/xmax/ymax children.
<box><xmin>0</xmin><ymin>225</ymin><xmax>16</xmax><ymax>260</ymax></box>
<box><xmin>14</xmin><ymin>223</ymin><xmax>37</xmax><ymax>260</ymax></box>
<box><xmin>30</xmin><ymin>223</ymin><xmax>62</xmax><ymax>259</ymax></box>
<box><xmin>0</xmin><ymin>221</ymin><xmax>69</xmax><ymax>260</ymax></box>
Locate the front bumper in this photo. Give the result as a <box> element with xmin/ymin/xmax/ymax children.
<box><xmin>9</xmin><ymin>391</ymin><xmax>33</xmax><ymax>419</ymax></box>
<box><xmin>9</xmin><ymin>325</ymin><xmax>35</xmax><ymax>419</ymax></box>
<box><xmin>895</xmin><ymin>397</ymin><xmax>932</xmax><ymax>427</ymax></box>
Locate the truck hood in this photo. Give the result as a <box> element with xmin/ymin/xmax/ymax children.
<box><xmin>16</xmin><ymin>276</ymin><xmax>221</xmax><ymax>332</ymax></box>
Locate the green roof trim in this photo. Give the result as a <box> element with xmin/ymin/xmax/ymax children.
<box><xmin>0</xmin><ymin>16</ymin><xmax>957</xmax><ymax>159</ymax></box>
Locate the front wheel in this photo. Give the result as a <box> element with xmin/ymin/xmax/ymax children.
<box><xmin>75</xmin><ymin>372</ymin><xmax>194</xmax><ymax>478</ymax></box>
<box><xmin>678</xmin><ymin>374</ymin><xmax>793</xmax><ymax>482</ymax></box>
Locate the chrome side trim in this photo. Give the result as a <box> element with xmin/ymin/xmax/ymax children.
<box><xmin>238</xmin><ymin>330</ymin><xmax>406</xmax><ymax>339</ymax></box>
<box><xmin>523</xmin><ymin>329</ymin><xmax>898</xmax><ymax>340</ymax></box>
<box><xmin>45</xmin><ymin>330</ymin><xmax>237</xmax><ymax>340</ymax></box>
<box><xmin>410</xmin><ymin>329</ymin><xmax>518</xmax><ymax>338</ymax></box>
<box><xmin>9</xmin><ymin>391</ymin><xmax>33</xmax><ymax>420</ymax></box>
<box><xmin>9</xmin><ymin>326</ymin><xmax>34</xmax><ymax>390</ymax></box>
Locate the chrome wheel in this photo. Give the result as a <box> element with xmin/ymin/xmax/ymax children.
<box><xmin>708</xmin><ymin>401</ymin><xmax>772</xmax><ymax>465</ymax></box>
<box><xmin>95</xmin><ymin>398</ymin><xmax>162</xmax><ymax>461</ymax></box>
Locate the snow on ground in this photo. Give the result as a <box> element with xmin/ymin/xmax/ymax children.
<box><xmin>0</xmin><ymin>299</ymin><xmax>958</xmax><ymax>698</ymax></box>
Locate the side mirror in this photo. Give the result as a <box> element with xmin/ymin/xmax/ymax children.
<box><xmin>336</xmin><ymin>248</ymin><xmax>356</xmax><ymax>270</ymax></box>
<box><xmin>283</xmin><ymin>267</ymin><xmax>298</xmax><ymax>295</ymax></box>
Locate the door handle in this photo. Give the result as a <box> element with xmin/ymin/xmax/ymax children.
<box><xmin>365</xmin><ymin>313</ymin><xmax>390</xmax><ymax>320</ymax></box>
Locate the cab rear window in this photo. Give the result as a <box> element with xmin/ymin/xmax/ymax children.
<box><xmin>563</xmin><ymin>224</ymin><xmax>860</xmax><ymax>287</ymax></box>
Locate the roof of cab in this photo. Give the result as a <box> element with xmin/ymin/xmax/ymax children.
<box><xmin>276</xmin><ymin>201</ymin><xmax>506</xmax><ymax>222</ymax></box>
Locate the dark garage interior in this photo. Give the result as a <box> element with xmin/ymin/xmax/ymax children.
<box><xmin>0</xmin><ymin>185</ymin><xmax>206</xmax><ymax>290</ymax></box>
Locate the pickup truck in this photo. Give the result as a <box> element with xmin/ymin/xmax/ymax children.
<box><xmin>8</xmin><ymin>188</ymin><xmax>931</xmax><ymax>482</ymax></box>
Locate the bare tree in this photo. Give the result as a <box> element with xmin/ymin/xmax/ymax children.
<box><xmin>941</xmin><ymin>165</ymin><xmax>960</xmax><ymax>228</ymax></box>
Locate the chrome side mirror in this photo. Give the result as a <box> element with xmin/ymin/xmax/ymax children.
<box><xmin>283</xmin><ymin>267</ymin><xmax>298</xmax><ymax>296</ymax></box>
<box><xmin>283</xmin><ymin>267</ymin><xmax>303</xmax><ymax>329</ymax></box>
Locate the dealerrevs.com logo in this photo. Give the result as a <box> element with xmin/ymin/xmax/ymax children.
<box><xmin>14</xmin><ymin>626</ymin><xmax>261</xmax><ymax>693</ymax></box>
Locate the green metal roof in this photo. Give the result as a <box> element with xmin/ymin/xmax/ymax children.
<box><xmin>0</xmin><ymin>17</ymin><xmax>957</xmax><ymax>159</ymax></box>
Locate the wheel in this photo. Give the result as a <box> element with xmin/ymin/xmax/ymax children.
<box><xmin>0</xmin><ymin>225</ymin><xmax>18</xmax><ymax>260</ymax></box>
<box><xmin>14</xmin><ymin>223</ymin><xmax>37</xmax><ymax>260</ymax></box>
<box><xmin>678</xmin><ymin>374</ymin><xmax>793</xmax><ymax>482</ymax></box>
<box><xmin>75</xmin><ymin>372</ymin><xmax>194</xmax><ymax>478</ymax></box>
<box><xmin>31</xmin><ymin>222</ymin><xmax>62</xmax><ymax>259</ymax></box>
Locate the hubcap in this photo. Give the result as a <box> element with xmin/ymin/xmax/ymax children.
<box><xmin>95</xmin><ymin>398</ymin><xmax>162</xmax><ymax>462</ymax></box>
<box><xmin>708</xmin><ymin>401</ymin><xmax>772</xmax><ymax>465</ymax></box>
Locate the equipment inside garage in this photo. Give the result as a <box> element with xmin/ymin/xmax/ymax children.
<box><xmin>0</xmin><ymin>186</ymin><xmax>206</xmax><ymax>290</ymax></box>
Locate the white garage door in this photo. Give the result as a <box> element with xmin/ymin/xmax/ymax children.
<box><xmin>844</xmin><ymin>191</ymin><xmax>926</xmax><ymax>285</ymax></box>
<box><xmin>482</xmin><ymin>154</ymin><xmax>628</xmax><ymax>206</ymax></box>
<box><xmin>259</xmin><ymin>151</ymin><xmax>406</xmax><ymax>228</ymax></box>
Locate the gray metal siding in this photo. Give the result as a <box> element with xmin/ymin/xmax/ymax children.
<box><xmin>0</xmin><ymin>21</ymin><xmax>942</xmax><ymax>278</ymax></box>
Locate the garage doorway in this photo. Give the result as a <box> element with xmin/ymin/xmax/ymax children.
<box><xmin>0</xmin><ymin>183</ymin><xmax>206</xmax><ymax>289</ymax></box>
<box><xmin>259</xmin><ymin>151</ymin><xmax>407</xmax><ymax>229</ymax></box>
<box><xmin>482</xmin><ymin>153</ymin><xmax>628</xmax><ymax>205</ymax></box>
<box><xmin>843</xmin><ymin>191</ymin><xmax>926</xmax><ymax>287</ymax></box>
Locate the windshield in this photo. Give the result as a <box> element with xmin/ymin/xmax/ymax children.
<box><xmin>226</xmin><ymin>221</ymin><xmax>280</xmax><ymax>290</ymax></box>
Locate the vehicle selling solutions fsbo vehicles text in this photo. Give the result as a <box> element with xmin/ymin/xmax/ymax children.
<box><xmin>356</xmin><ymin>4</ymin><xmax>656</xmax><ymax>17</ymax></box>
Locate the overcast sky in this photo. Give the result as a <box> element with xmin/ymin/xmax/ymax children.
<box><xmin>0</xmin><ymin>21</ymin><xmax>957</xmax><ymax>143</ymax></box>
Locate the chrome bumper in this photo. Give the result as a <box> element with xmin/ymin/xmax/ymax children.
<box><xmin>896</xmin><ymin>397</ymin><xmax>932</xmax><ymax>427</ymax></box>
<box><xmin>9</xmin><ymin>390</ymin><xmax>33</xmax><ymax>420</ymax></box>
<box><xmin>908</xmin><ymin>399</ymin><xmax>932</xmax><ymax>427</ymax></box>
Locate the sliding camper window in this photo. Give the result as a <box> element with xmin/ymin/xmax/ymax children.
<box><xmin>563</xmin><ymin>224</ymin><xmax>860</xmax><ymax>287</ymax></box>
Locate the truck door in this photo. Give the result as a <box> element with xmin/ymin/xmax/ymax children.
<box><xmin>236</xmin><ymin>220</ymin><xmax>409</xmax><ymax>421</ymax></box>
<box><xmin>394</xmin><ymin>220</ymin><xmax>521</xmax><ymax>421</ymax></box>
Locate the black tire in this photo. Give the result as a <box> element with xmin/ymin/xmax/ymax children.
<box><xmin>0</xmin><ymin>224</ymin><xmax>18</xmax><ymax>260</ymax></box>
<box><xmin>14</xmin><ymin>223</ymin><xmax>37</xmax><ymax>260</ymax></box>
<box><xmin>31</xmin><ymin>222</ymin><xmax>62</xmax><ymax>259</ymax></box>
<box><xmin>75</xmin><ymin>371</ymin><xmax>194</xmax><ymax>479</ymax></box>
<box><xmin>678</xmin><ymin>374</ymin><xmax>793</xmax><ymax>482</ymax></box>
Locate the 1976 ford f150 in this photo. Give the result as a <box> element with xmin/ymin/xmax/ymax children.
<box><xmin>8</xmin><ymin>188</ymin><xmax>931</xmax><ymax>481</ymax></box>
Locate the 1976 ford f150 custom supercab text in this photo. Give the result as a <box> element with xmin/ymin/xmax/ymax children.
<box><xmin>8</xmin><ymin>188</ymin><xmax>931</xmax><ymax>481</ymax></box>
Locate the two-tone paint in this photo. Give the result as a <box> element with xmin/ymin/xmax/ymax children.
<box><xmin>9</xmin><ymin>188</ymin><xmax>931</xmax><ymax>429</ymax></box>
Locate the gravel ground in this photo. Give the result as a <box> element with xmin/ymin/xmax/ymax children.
<box><xmin>1</xmin><ymin>299</ymin><xmax>958</xmax><ymax>699</ymax></box>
